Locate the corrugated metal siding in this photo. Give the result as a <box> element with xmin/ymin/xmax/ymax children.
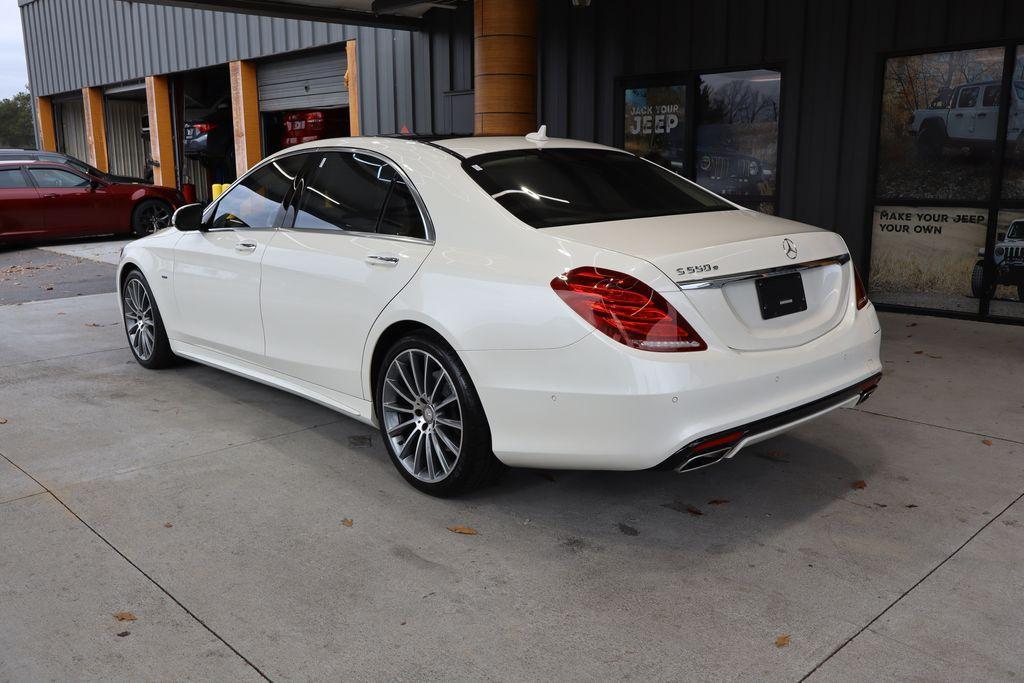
<box><xmin>537</xmin><ymin>0</ymin><xmax>1024</xmax><ymax>266</ymax></box>
<box><xmin>257</xmin><ymin>49</ymin><xmax>348</xmax><ymax>112</ymax></box>
<box><xmin>21</xmin><ymin>0</ymin><xmax>474</xmax><ymax>136</ymax></box>
<box><xmin>55</xmin><ymin>99</ymin><xmax>87</xmax><ymax>162</ymax></box>
<box><xmin>105</xmin><ymin>98</ymin><xmax>148</xmax><ymax>178</ymax></box>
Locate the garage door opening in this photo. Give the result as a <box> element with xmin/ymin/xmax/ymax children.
<box><xmin>258</xmin><ymin>46</ymin><xmax>351</xmax><ymax>156</ymax></box>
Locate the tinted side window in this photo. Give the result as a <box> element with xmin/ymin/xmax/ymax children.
<box><xmin>209</xmin><ymin>158</ymin><xmax>301</xmax><ymax>229</ymax></box>
<box><xmin>378</xmin><ymin>177</ymin><xmax>426</xmax><ymax>239</ymax></box>
<box><xmin>957</xmin><ymin>86</ymin><xmax>979</xmax><ymax>108</ymax></box>
<box><xmin>28</xmin><ymin>168</ymin><xmax>90</xmax><ymax>188</ymax></box>
<box><xmin>0</xmin><ymin>169</ymin><xmax>29</xmax><ymax>188</ymax></box>
<box><xmin>293</xmin><ymin>152</ymin><xmax>391</xmax><ymax>232</ymax></box>
<box><xmin>983</xmin><ymin>85</ymin><xmax>1001</xmax><ymax>107</ymax></box>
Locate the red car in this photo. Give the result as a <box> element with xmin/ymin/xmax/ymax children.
<box><xmin>0</xmin><ymin>158</ymin><xmax>182</xmax><ymax>245</ymax></box>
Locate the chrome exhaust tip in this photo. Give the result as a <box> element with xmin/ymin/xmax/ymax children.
<box><xmin>675</xmin><ymin>447</ymin><xmax>732</xmax><ymax>473</ymax></box>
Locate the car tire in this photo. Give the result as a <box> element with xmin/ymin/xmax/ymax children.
<box><xmin>916</xmin><ymin>125</ymin><xmax>944</xmax><ymax>161</ymax></box>
<box><xmin>121</xmin><ymin>270</ymin><xmax>176</xmax><ymax>369</ymax></box>
<box><xmin>970</xmin><ymin>262</ymin><xmax>993</xmax><ymax>299</ymax></box>
<box><xmin>375</xmin><ymin>332</ymin><xmax>504</xmax><ymax>497</ymax></box>
<box><xmin>131</xmin><ymin>199</ymin><xmax>173</xmax><ymax>237</ymax></box>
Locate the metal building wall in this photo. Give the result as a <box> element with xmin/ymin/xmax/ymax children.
<box><xmin>105</xmin><ymin>98</ymin><xmax>147</xmax><ymax>178</ymax></box>
<box><xmin>19</xmin><ymin>0</ymin><xmax>474</xmax><ymax>135</ymax></box>
<box><xmin>55</xmin><ymin>99</ymin><xmax>87</xmax><ymax>162</ymax></box>
<box><xmin>537</xmin><ymin>0</ymin><xmax>1024</xmax><ymax>266</ymax></box>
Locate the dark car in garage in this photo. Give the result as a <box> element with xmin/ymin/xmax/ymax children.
<box><xmin>0</xmin><ymin>157</ymin><xmax>182</xmax><ymax>245</ymax></box>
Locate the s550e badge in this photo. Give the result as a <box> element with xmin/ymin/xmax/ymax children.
<box><xmin>677</xmin><ymin>264</ymin><xmax>720</xmax><ymax>276</ymax></box>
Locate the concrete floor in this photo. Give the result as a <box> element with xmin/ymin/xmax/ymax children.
<box><xmin>1</xmin><ymin>250</ymin><xmax>1023</xmax><ymax>680</ymax></box>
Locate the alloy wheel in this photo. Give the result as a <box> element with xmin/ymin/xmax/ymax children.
<box><xmin>123</xmin><ymin>278</ymin><xmax>156</xmax><ymax>361</ymax></box>
<box><xmin>381</xmin><ymin>349</ymin><xmax>463</xmax><ymax>483</ymax></box>
<box><xmin>139</xmin><ymin>202</ymin><xmax>172</xmax><ymax>234</ymax></box>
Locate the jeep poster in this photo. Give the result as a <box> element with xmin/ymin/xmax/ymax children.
<box><xmin>868</xmin><ymin>206</ymin><xmax>987</xmax><ymax>312</ymax></box>
<box><xmin>624</xmin><ymin>85</ymin><xmax>686</xmax><ymax>172</ymax></box>
<box><xmin>876</xmin><ymin>46</ymin><xmax>1004</xmax><ymax>201</ymax></box>
<box><xmin>696</xmin><ymin>69</ymin><xmax>780</xmax><ymax>213</ymax></box>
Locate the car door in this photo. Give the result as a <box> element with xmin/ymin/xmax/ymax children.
<box><xmin>25</xmin><ymin>165</ymin><xmax>101</xmax><ymax>236</ymax></box>
<box><xmin>0</xmin><ymin>167</ymin><xmax>44</xmax><ymax>241</ymax></box>
<box><xmin>947</xmin><ymin>86</ymin><xmax>979</xmax><ymax>140</ymax></box>
<box><xmin>171</xmin><ymin>154</ymin><xmax>305</xmax><ymax>362</ymax></box>
<box><xmin>975</xmin><ymin>83</ymin><xmax>1002</xmax><ymax>143</ymax></box>
<box><xmin>260</xmin><ymin>150</ymin><xmax>433</xmax><ymax>398</ymax></box>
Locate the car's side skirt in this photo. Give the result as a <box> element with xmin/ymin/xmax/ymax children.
<box><xmin>169</xmin><ymin>339</ymin><xmax>377</xmax><ymax>427</ymax></box>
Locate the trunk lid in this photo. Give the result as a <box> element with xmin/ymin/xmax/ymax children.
<box><xmin>545</xmin><ymin>210</ymin><xmax>853</xmax><ymax>351</ymax></box>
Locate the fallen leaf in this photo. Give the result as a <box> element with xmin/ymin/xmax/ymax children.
<box><xmin>905</xmin><ymin>504</ymin><xmax>918</xmax><ymax>509</ymax></box>
<box><xmin>56</xmin><ymin>312</ymin><xmax>65</xmax><ymax>315</ymax></box>
<box><xmin>708</xmin><ymin>499</ymin><xmax>730</xmax><ymax>506</ymax></box>
<box><xmin>775</xmin><ymin>634</ymin><xmax>790</xmax><ymax>647</ymax></box>
<box><xmin>535</xmin><ymin>471</ymin><xmax>556</xmax><ymax>482</ymax></box>
<box><xmin>341</xmin><ymin>518</ymin><xmax>354</xmax><ymax>527</ymax></box>
<box><xmin>685</xmin><ymin>505</ymin><xmax>703</xmax><ymax>516</ymax></box>
<box><xmin>851</xmin><ymin>480</ymin><xmax>867</xmax><ymax>490</ymax></box>
<box><xmin>982</xmin><ymin>439</ymin><xmax>993</xmax><ymax>446</ymax></box>
<box><xmin>913</xmin><ymin>350</ymin><xmax>923</xmax><ymax>355</ymax></box>
<box><xmin>616</xmin><ymin>522</ymin><xmax>639</xmax><ymax>536</ymax></box>
<box><xmin>44</xmin><ymin>286</ymin><xmax>53</xmax><ymax>291</ymax></box>
<box><xmin>84</xmin><ymin>323</ymin><xmax>102</xmax><ymax>327</ymax></box>
<box><xmin>113</xmin><ymin>612</ymin><xmax>137</xmax><ymax>622</ymax></box>
<box><xmin>926</xmin><ymin>353</ymin><xmax>942</xmax><ymax>359</ymax></box>
<box><xmin>906</xmin><ymin>322</ymin><xmax>918</xmax><ymax>327</ymax></box>
<box><xmin>874</xmin><ymin>503</ymin><xmax>887</xmax><ymax>508</ymax></box>
<box><xmin>116</xmin><ymin>631</ymin><xmax>130</xmax><ymax>638</ymax></box>
<box><xmin>163</xmin><ymin>522</ymin><xmax>173</xmax><ymax>528</ymax></box>
<box><xmin>0</xmin><ymin>418</ymin><xmax>7</xmax><ymax>424</ymax></box>
<box><xmin>447</xmin><ymin>524</ymin><xmax>478</xmax><ymax>535</ymax></box>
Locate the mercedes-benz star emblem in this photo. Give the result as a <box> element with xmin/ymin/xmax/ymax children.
<box><xmin>782</xmin><ymin>238</ymin><xmax>798</xmax><ymax>260</ymax></box>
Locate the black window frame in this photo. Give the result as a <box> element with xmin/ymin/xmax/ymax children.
<box><xmin>615</xmin><ymin>61</ymin><xmax>786</xmax><ymax>214</ymax></box>
<box><xmin>202</xmin><ymin>150</ymin><xmax>311</xmax><ymax>231</ymax></box>
<box><xmin>280</xmin><ymin>148</ymin><xmax>432</xmax><ymax>242</ymax></box>
<box><xmin>864</xmin><ymin>40</ymin><xmax>1024</xmax><ymax>326</ymax></box>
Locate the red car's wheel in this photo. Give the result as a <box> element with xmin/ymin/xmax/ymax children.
<box><xmin>131</xmin><ymin>199</ymin><xmax>173</xmax><ymax>237</ymax></box>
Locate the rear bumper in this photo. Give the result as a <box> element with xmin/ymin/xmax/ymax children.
<box><xmin>655</xmin><ymin>372</ymin><xmax>881</xmax><ymax>472</ymax></box>
<box><xmin>460</xmin><ymin>304</ymin><xmax>882</xmax><ymax>470</ymax></box>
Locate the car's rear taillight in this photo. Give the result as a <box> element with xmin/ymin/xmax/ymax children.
<box><xmin>550</xmin><ymin>267</ymin><xmax>707</xmax><ymax>352</ymax></box>
<box><xmin>192</xmin><ymin>123</ymin><xmax>217</xmax><ymax>133</ymax></box>
<box><xmin>852</xmin><ymin>263</ymin><xmax>869</xmax><ymax>310</ymax></box>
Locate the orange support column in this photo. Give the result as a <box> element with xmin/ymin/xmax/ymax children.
<box><xmin>145</xmin><ymin>75</ymin><xmax>176</xmax><ymax>188</ymax></box>
<box><xmin>82</xmin><ymin>87</ymin><xmax>109</xmax><ymax>172</ymax></box>
<box><xmin>230</xmin><ymin>60</ymin><xmax>262</xmax><ymax>176</ymax></box>
<box><xmin>474</xmin><ymin>0</ymin><xmax>537</xmax><ymax>135</ymax></box>
<box><xmin>345</xmin><ymin>41</ymin><xmax>361</xmax><ymax>136</ymax></box>
<box><xmin>35</xmin><ymin>96</ymin><xmax>57</xmax><ymax>152</ymax></box>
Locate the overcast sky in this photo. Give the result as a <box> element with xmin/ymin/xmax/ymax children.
<box><xmin>0</xmin><ymin>1</ymin><xmax>28</xmax><ymax>100</ymax></box>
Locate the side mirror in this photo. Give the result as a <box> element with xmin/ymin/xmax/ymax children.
<box><xmin>89</xmin><ymin>178</ymin><xmax>103</xmax><ymax>191</ymax></box>
<box><xmin>172</xmin><ymin>203</ymin><xmax>205</xmax><ymax>232</ymax></box>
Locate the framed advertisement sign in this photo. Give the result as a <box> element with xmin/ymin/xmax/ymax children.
<box><xmin>867</xmin><ymin>42</ymin><xmax>1024</xmax><ymax>322</ymax></box>
<box><xmin>618</xmin><ymin>66</ymin><xmax>783</xmax><ymax>214</ymax></box>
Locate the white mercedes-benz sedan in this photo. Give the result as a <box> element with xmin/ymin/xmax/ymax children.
<box><xmin>117</xmin><ymin>132</ymin><xmax>882</xmax><ymax>496</ymax></box>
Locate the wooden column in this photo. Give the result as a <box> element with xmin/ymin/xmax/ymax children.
<box><xmin>345</xmin><ymin>40</ymin><xmax>361</xmax><ymax>136</ymax></box>
<box><xmin>474</xmin><ymin>0</ymin><xmax>537</xmax><ymax>136</ymax></box>
<box><xmin>35</xmin><ymin>96</ymin><xmax>57</xmax><ymax>152</ymax></box>
<box><xmin>82</xmin><ymin>87</ymin><xmax>109</xmax><ymax>172</ymax></box>
<box><xmin>230</xmin><ymin>60</ymin><xmax>262</xmax><ymax>176</ymax></box>
<box><xmin>145</xmin><ymin>75</ymin><xmax>176</xmax><ymax>188</ymax></box>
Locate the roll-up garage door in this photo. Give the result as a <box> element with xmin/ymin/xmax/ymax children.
<box><xmin>257</xmin><ymin>48</ymin><xmax>349</xmax><ymax>112</ymax></box>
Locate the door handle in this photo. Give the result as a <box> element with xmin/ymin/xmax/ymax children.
<box><xmin>235</xmin><ymin>241</ymin><xmax>257</xmax><ymax>252</ymax></box>
<box><xmin>366</xmin><ymin>254</ymin><xmax>400</xmax><ymax>265</ymax></box>
<box><xmin>977</xmin><ymin>112</ymin><xmax>988</xmax><ymax>118</ymax></box>
<box><xmin>42</xmin><ymin>193</ymin><xmax>57</xmax><ymax>199</ymax></box>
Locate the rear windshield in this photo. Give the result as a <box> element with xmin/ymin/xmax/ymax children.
<box><xmin>463</xmin><ymin>148</ymin><xmax>733</xmax><ymax>229</ymax></box>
